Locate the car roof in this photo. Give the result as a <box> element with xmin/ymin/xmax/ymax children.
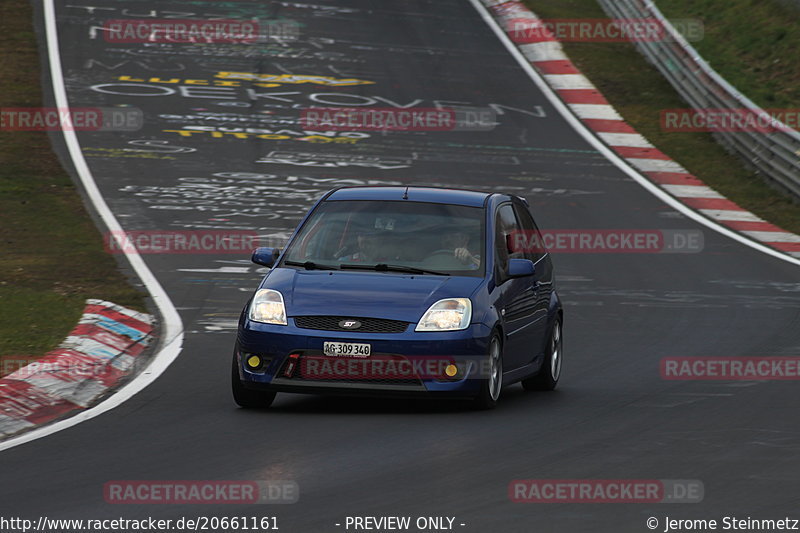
<box><xmin>325</xmin><ymin>186</ymin><xmax>491</xmax><ymax>207</ymax></box>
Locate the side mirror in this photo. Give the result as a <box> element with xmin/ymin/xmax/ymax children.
<box><xmin>507</xmin><ymin>258</ymin><xmax>535</xmax><ymax>278</ymax></box>
<box><xmin>251</xmin><ymin>247</ymin><xmax>281</xmax><ymax>268</ymax></box>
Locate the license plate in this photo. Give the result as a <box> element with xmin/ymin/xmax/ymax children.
<box><xmin>323</xmin><ymin>342</ymin><xmax>371</xmax><ymax>358</ymax></box>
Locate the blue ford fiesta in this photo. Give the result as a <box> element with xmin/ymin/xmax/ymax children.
<box><xmin>232</xmin><ymin>186</ymin><xmax>562</xmax><ymax>409</ymax></box>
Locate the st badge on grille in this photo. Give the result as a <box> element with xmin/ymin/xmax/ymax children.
<box><xmin>339</xmin><ymin>320</ymin><xmax>362</xmax><ymax>329</ymax></box>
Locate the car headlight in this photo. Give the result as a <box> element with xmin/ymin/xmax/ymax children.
<box><xmin>249</xmin><ymin>289</ymin><xmax>287</xmax><ymax>325</ymax></box>
<box><xmin>415</xmin><ymin>298</ymin><xmax>472</xmax><ymax>331</ymax></box>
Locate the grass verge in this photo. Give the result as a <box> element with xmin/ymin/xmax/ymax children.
<box><xmin>657</xmin><ymin>0</ymin><xmax>800</xmax><ymax>110</ymax></box>
<box><xmin>0</xmin><ymin>2</ymin><xmax>147</xmax><ymax>360</ymax></box>
<box><xmin>526</xmin><ymin>0</ymin><xmax>800</xmax><ymax>234</ymax></box>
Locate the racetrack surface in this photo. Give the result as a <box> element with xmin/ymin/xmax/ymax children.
<box><xmin>2</xmin><ymin>1</ymin><xmax>800</xmax><ymax>531</ymax></box>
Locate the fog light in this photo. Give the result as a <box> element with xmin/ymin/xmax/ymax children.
<box><xmin>444</xmin><ymin>364</ymin><xmax>458</xmax><ymax>377</ymax></box>
<box><xmin>246</xmin><ymin>355</ymin><xmax>262</xmax><ymax>369</ymax></box>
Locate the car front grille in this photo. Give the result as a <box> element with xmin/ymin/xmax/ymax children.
<box><xmin>293</xmin><ymin>316</ymin><xmax>409</xmax><ymax>333</ymax></box>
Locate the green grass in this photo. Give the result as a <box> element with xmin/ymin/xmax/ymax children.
<box><xmin>657</xmin><ymin>0</ymin><xmax>800</xmax><ymax>110</ymax></box>
<box><xmin>0</xmin><ymin>2</ymin><xmax>147</xmax><ymax>360</ymax></box>
<box><xmin>526</xmin><ymin>0</ymin><xmax>800</xmax><ymax>234</ymax></box>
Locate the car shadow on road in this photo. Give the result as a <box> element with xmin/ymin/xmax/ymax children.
<box><xmin>241</xmin><ymin>384</ymin><xmax>562</xmax><ymax>415</ymax></box>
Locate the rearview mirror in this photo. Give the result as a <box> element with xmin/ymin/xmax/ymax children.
<box><xmin>251</xmin><ymin>247</ymin><xmax>281</xmax><ymax>268</ymax></box>
<box><xmin>507</xmin><ymin>258</ymin><xmax>535</xmax><ymax>278</ymax></box>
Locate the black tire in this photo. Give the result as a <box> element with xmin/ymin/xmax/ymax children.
<box><xmin>472</xmin><ymin>334</ymin><xmax>503</xmax><ymax>410</ymax></box>
<box><xmin>522</xmin><ymin>317</ymin><xmax>562</xmax><ymax>391</ymax></box>
<box><xmin>231</xmin><ymin>352</ymin><xmax>276</xmax><ymax>408</ymax></box>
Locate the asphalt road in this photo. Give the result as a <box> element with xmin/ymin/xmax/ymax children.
<box><xmin>2</xmin><ymin>1</ymin><xmax>800</xmax><ymax>531</ymax></box>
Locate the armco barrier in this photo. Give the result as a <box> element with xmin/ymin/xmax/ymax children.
<box><xmin>597</xmin><ymin>0</ymin><xmax>800</xmax><ymax>200</ymax></box>
<box><xmin>482</xmin><ymin>0</ymin><xmax>800</xmax><ymax>259</ymax></box>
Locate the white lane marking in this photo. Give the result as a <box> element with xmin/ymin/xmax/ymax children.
<box><xmin>543</xmin><ymin>74</ymin><xmax>596</xmax><ymax>90</ymax></box>
<box><xmin>598</xmin><ymin>132</ymin><xmax>654</xmax><ymax>148</ymax></box>
<box><xmin>470</xmin><ymin>0</ymin><xmax>800</xmax><ymax>267</ymax></box>
<box><xmin>661</xmin><ymin>184</ymin><xmax>725</xmax><ymax>199</ymax></box>
<box><xmin>699</xmin><ymin>209</ymin><xmax>764</xmax><ymax>222</ymax></box>
<box><xmin>569</xmin><ymin>104</ymin><xmax>624</xmax><ymax>121</ymax></box>
<box><xmin>0</xmin><ymin>0</ymin><xmax>185</xmax><ymax>452</ymax></box>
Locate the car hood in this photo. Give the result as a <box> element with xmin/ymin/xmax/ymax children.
<box><xmin>261</xmin><ymin>267</ymin><xmax>484</xmax><ymax>322</ymax></box>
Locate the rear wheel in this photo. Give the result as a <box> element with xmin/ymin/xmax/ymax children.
<box><xmin>522</xmin><ymin>317</ymin><xmax>562</xmax><ymax>391</ymax></box>
<box><xmin>472</xmin><ymin>334</ymin><xmax>503</xmax><ymax>410</ymax></box>
<box><xmin>231</xmin><ymin>353</ymin><xmax>276</xmax><ymax>408</ymax></box>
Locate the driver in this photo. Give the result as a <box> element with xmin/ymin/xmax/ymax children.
<box><xmin>440</xmin><ymin>230</ymin><xmax>480</xmax><ymax>268</ymax></box>
<box><xmin>339</xmin><ymin>232</ymin><xmax>382</xmax><ymax>262</ymax></box>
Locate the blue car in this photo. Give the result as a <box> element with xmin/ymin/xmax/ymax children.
<box><xmin>232</xmin><ymin>186</ymin><xmax>562</xmax><ymax>409</ymax></box>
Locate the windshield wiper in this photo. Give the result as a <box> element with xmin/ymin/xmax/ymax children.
<box><xmin>340</xmin><ymin>263</ymin><xmax>450</xmax><ymax>276</ymax></box>
<box><xmin>284</xmin><ymin>260</ymin><xmax>340</xmax><ymax>271</ymax></box>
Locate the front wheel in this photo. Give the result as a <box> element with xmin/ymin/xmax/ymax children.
<box><xmin>472</xmin><ymin>334</ymin><xmax>503</xmax><ymax>410</ymax></box>
<box><xmin>231</xmin><ymin>352</ymin><xmax>276</xmax><ymax>408</ymax></box>
<box><xmin>522</xmin><ymin>317</ymin><xmax>562</xmax><ymax>391</ymax></box>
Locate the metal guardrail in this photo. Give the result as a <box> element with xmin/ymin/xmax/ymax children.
<box><xmin>596</xmin><ymin>0</ymin><xmax>800</xmax><ymax>200</ymax></box>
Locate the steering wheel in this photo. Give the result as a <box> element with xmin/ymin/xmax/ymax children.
<box><xmin>421</xmin><ymin>249</ymin><xmax>465</xmax><ymax>269</ymax></box>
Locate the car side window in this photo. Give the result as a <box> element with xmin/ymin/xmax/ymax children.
<box><xmin>495</xmin><ymin>204</ymin><xmax>523</xmax><ymax>281</ymax></box>
<box><xmin>513</xmin><ymin>203</ymin><xmax>546</xmax><ymax>262</ymax></box>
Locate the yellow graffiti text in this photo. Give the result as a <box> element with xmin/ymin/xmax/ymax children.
<box><xmin>163</xmin><ymin>129</ymin><xmax>362</xmax><ymax>143</ymax></box>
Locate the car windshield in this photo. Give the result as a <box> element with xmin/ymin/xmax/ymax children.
<box><xmin>281</xmin><ymin>200</ymin><xmax>485</xmax><ymax>277</ymax></box>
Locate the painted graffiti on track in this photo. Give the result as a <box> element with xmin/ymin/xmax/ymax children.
<box><xmin>118</xmin><ymin>172</ymin><xmax>403</xmax><ymax>220</ymax></box>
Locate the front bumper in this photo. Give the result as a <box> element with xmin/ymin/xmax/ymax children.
<box><xmin>235</xmin><ymin>318</ymin><xmax>493</xmax><ymax>397</ymax></box>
